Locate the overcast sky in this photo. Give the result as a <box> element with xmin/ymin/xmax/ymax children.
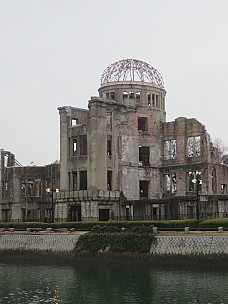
<box><xmin>1</xmin><ymin>0</ymin><xmax>228</xmax><ymax>165</ymax></box>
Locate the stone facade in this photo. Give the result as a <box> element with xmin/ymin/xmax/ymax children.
<box><xmin>55</xmin><ymin>59</ymin><xmax>228</xmax><ymax>222</ymax></box>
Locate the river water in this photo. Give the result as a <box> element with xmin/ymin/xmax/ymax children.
<box><xmin>0</xmin><ymin>258</ymin><xmax>228</xmax><ymax>304</ymax></box>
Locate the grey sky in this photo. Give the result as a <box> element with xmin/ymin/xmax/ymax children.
<box><xmin>1</xmin><ymin>0</ymin><xmax>228</xmax><ymax>165</ymax></box>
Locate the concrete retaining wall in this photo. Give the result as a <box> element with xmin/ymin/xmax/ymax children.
<box><xmin>0</xmin><ymin>234</ymin><xmax>80</xmax><ymax>252</ymax></box>
<box><xmin>1</xmin><ymin>234</ymin><xmax>228</xmax><ymax>256</ymax></box>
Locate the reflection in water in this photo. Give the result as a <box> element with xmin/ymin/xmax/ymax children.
<box><xmin>0</xmin><ymin>259</ymin><xmax>228</xmax><ymax>303</ymax></box>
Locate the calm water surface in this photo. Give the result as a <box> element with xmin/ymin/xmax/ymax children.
<box><xmin>0</xmin><ymin>258</ymin><xmax>228</xmax><ymax>304</ymax></box>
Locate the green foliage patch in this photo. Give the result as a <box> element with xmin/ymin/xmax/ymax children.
<box><xmin>76</xmin><ymin>232</ymin><xmax>156</xmax><ymax>253</ymax></box>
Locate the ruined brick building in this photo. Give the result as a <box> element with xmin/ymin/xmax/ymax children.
<box><xmin>54</xmin><ymin>59</ymin><xmax>228</xmax><ymax>222</ymax></box>
<box><xmin>1</xmin><ymin>59</ymin><xmax>228</xmax><ymax>222</ymax></box>
<box><xmin>0</xmin><ymin>149</ymin><xmax>59</xmax><ymax>222</ymax></box>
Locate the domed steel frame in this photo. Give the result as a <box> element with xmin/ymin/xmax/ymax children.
<box><xmin>101</xmin><ymin>59</ymin><xmax>164</xmax><ymax>88</ymax></box>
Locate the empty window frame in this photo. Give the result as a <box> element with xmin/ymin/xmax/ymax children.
<box><xmin>79</xmin><ymin>135</ymin><xmax>87</xmax><ymax>156</ymax></box>
<box><xmin>79</xmin><ymin>170</ymin><xmax>87</xmax><ymax>190</ymax></box>
<box><xmin>187</xmin><ymin>136</ymin><xmax>201</xmax><ymax>157</ymax></box>
<box><xmin>34</xmin><ymin>178</ymin><xmax>42</xmax><ymax>197</ymax></box>
<box><xmin>139</xmin><ymin>146</ymin><xmax>150</xmax><ymax>166</ymax></box>
<box><xmin>71</xmin><ymin>118</ymin><xmax>78</xmax><ymax>126</ymax></box>
<box><xmin>129</xmin><ymin>91</ymin><xmax>134</xmax><ymax>99</ymax></box>
<box><xmin>164</xmin><ymin>139</ymin><xmax>176</xmax><ymax>160</ymax></box>
<box><xmin>107</xmin><ymin>170</ymin><xmax>112</xmax><ymax>190</ymax></box>
<box><xmin>139</xmin><ymin>181</ymin><xmax>149</xmax><ymax>199</ymax></box>
<box><xmin>27</xmin><ymin>180</ymin><xmax>34</xmax><ymax>197</ymax></box>
<box><xmin>212</xmin><ymin>167</ymin><xmax>217</xmax><ymax>193</ymax></box>
<box><xmin>106</xmin><ymin>113</ymin><xmax>112</xmax><ymax>126</ymax></box>
<box><xmin>164</xmin><ymin>173</ymin><xmax>177</xmax><ymax>193</ymax></box>
<box><xmin>188</xmin><ymin>171</ymin><xmax>201</xmax><ymax>192</ymax></box>
<box><xmin>138</xmin><ymin>117</ymin><xmax>148</xmax><ymax>131</ymax></box>
<box><xmin>21</xmin><ymin>179</ymin><xmax>26</xmax><ymax>197</ymax></box>
<box><xmin>152</xmin><ymin>94</ymin><xmax>155</xmax><ymax>107</ymax></box>
<box><xmin>107</xmin><ymin>135</ymin><xmax>112</xmax><ymax>156</ymax></box>
<box><xmin>2</xmin><ymin>181</ymin><xmax>8</xmax><ymax>198</ymax></box>
<box><xmin>110</xmin><ymin>92</ymin><xmax>115</xmax><ymax>100</ymax></box>
<box><xmin>221</xmin><ymin>184</ymin><xmax>226</xmax><ymax>194</ymax></box>
<box><xmin>72</xmin><ymin>171</ymin><xmax>77</xmax><ymax>191</ymax></box>
<box><xmin>73</xmin><ymin>138</ymin><xmax>77</xmax><ymax>155</ymax></box>
<box><xmin>123</xmin><ymin>91</ymin><xmax>128</xmax><ymax>100</ymax></box>
<box><xmin>135</xmin><ymin>91</ymin><xmax>140</xmax><ymax>102</ymax></box>
<box><xmin>156</xmin><ymin>95</ymin><xmax>159</xmax><ymax>107</ymax></box>
<box><xmin>106</xmin><ymin>92</ymin><xmax>110</xmax><ymax>99</ymax></box>
<box><xmin>147</xmin><ymin>93</ymin><xmax>151</xmax><ymax>106</ymax></box>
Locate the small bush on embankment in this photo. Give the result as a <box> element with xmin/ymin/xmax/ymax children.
<box><xmin>75</xmin><ymin>226</ymin><xmax>156</xmax><ymax>254</ymax></box>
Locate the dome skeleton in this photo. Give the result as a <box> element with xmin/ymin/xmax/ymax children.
<box><xmin>100</xmin><ymin>59</ymin><xmax>164</xmax><ymax>88</ymax></box>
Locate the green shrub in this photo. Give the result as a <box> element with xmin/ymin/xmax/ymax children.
<box><xmin>76</xmin><ymin>232</ymin><xmax>156</xmax><ymax>253</ymax></box>
<box><xmin>198</xmin><ymin>218</ymin><xmax>228</xmax><ymax>228</ymax></box>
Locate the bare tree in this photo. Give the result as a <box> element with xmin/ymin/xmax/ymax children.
<box><xmin>213</xmin><ymin>137</ymin><xmax>228</xmax><ymax>164</ymax></box>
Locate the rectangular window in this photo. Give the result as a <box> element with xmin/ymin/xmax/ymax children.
<box><xmin>107</xmin><ymin>170</ymin><xmax>112</xmax><ymax>190</ymax></box>
<box><xmin>73</xmin><ymin>171</ymin><xmax>77</xmax><ymax>191</ymax></box>
<box><xmin>136</xmin><ymin>92</ymin><xmax>140</xmax><ymax>102</ymax></box>
<box><xmin>156</xmin><ymin>95</ymin><xmax>159</xmax><ymax>107</ymax></box>
<box><xmin>221</xmin><ymin>184</ymin><xmax>226</xmax><ymax>194</ymax></box>
<box><xmin>106</xmin><ymin>92</ymin><xmax>109</xmax><ymax>99</ymax></box>
<box><xmin>147</xmin><ymin>93</ymin><xmax>151</xmax><ymax>106</ymax></box>
<box><xmin>139</xmin><ymin>181</ymin><xmax>149</xmax><ymax>199</ymax></box>
<box><xmin>123</xmin><ymin>91</ymin><xmax>128</xmax><ymax>100</ymax></box>
<box><xmin>34</xmin><ymin>178</ymin><xmax>41</xmax><ymax>197</ymax></box>
<box><xmin>72</xmin><ymin>118</ymin><xmax>78</xmax><ymax>126</ymax></box>
<box><xmin>152</xmin><ymin>94</ymin><xmax>155</xmax><ymax>107</ymax></box>
<box><xmin>107</xmin><ymin>135</ymin><xmax>112</xmax><ymax>156</ymax></box>
<box><xmin>21</xmin><ymin>180</ymin><xmax>26</xmax><ymax>197</ymax></box>
<box><xmin>110</xmin><ymin>92</ymin><xmax>115</xmax><ymax>100</ymax></box>
<box><xmin>79</xmin><ymin>135</ymin><xmax>87</xmax><ymax>156</ymax></box>
<box><xmin>188</xmin><ymin>171</ymin><xmax>201</xmax><ymax>192</ymax></box>
<box><xmin>73</xmin><ymin>138</ymin><xmax>77</xmax><ymax>155</ymax></box>
<box><xmin>187</xmin><ymin>136</ymin><xmax>201</xmax><ymax>157</ymax></box>
<box><xmin>106</xmin><ymin>113</ymin><xmax>112</xmax><ymax>126</ymax></box>
<box><xmin>129</xmin><ymin>91</ymin><xmax>134</xmax><ymax>99</ymax></box>
<box><xmin>164</xmin><ymin>139</ymin><xmax>176</xmax><ymax>160</ymax></box>
<box><xmin>139</xmin><ymin>146</ymin><xmax>150</xmax><ymax>166</ymax></box>
<box><xmin>79</xmin><ymin>170</ymin><xmax>87</xmax><ymax>190</ymax></box>
<box><xmin>138</xmin><ymin>117</ymin><xmax>148</xmax><ymax>131</ymax></box>
<box><xmin>164</xmin><ymin>173</ymin><xmax>176</xmax><ymax>193</ymax></box>
<box><xmin>212</xmin><ymin>168</ymin><xmax>217</xmax><ymax>193</ymax></box>
<box><xmin>27</xmin><ymin>180</ymin><xmax>34</xmax><ymax>197</ymax></box>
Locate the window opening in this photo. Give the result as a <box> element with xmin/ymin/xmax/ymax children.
<box><xmin>212</xmin><ymin>168</ymin><xmax>217</xmax><ymax>193</ymax></box>
<box><xmin>107</xmin><ymin>135</ymin><xmax>112</xmax><ymax>156</ymax></box>
<box><xmin>73</xmin><ymin>139</ymin><xmax>77</xmax><ymax>155</ymax></box>
<box><xmin>164</xmin><ymin>173</ymin><xmax>176</xmax><ymax>193</ymax></box>
<box><xmin>27</xmin><ymin>180</ymin><xmax>34</xmax><ymax>197</ymax></box>
<box><xmin>79</xmin><ymin>135</ymin><xmax>87</xmax><ymax>156</ymax></box>
<box><xmin>106</xmin><ymin>92</ymin><xmax>110</xmax><ymax>99</ymax></box>
<box><xmin>110</xmin><ymin>92</ymin><xmax>115</xmax><ymax>100</ymax></box>
<box><xmin>107</xmin><ymin>170</ymin><xmax>112</xmax><ymax>190</ymax></box>
<box><xmin>72</xmin><ymin>118</ymin><xmax>78</xmax><ymax>126</ymax></box>
<box><xmin>188</xmin><ymin>136</ymin><xmax>201</xmax><ymax>157</ymax></box>
<box><xmin>156</xmin><ymin>95</ymin><xmax>159</xmax><ymax>107</ymax></box>
<box><xmin>34</xmin><ymin>178</ymin><xmax>41</xmax><ymax>197</ymax></box>
<box><xmin>136</xmin><ymin>91</ymin><xmax>140</xmax><ymax>102</ymax></box>
<box><xmin>79</xmin><ymin>170</ymin><xmax>87</xmax><ymax>190</ymax></box>
<box><xmin>221</xmin><ymin>184</ymin><xmax>226</xmax><ymax>194</ymax></box>
<box><xmin>139</xmin><ymin>146</ymin><xmax>150</xmax><ymax>166</ymax></box>
<box><xmin>139</xmin><ymin>181</ymin><xmax>149</xmax><ymax>199</ymax></box>
<box><xmin>138</xmin><ymin>117</ymin><xmax>148</xmax><ymax>131</ymax></box>
<box><xmin>152</xmin><ymin>94</ymin><xmax>155</xmax><ymax>107</ymax></box>
<box><xmin>123</xmin><ymin>91</ymin><xmax>128</xmax><ymax>100</ymax></box>
<box><xmin>164</xmin><ymin>139</ymin><xmax>176</xmax><ymax>160</ymax></box>
<box><xmin>73</xmin><ymin>171</ymin><xmax>77</xmax><ymax>191</ymax></box>
<box><xmin>129</xmin><ymin>91</ymin><xmax>134</xmax><ymax>99</ymax></box>
<box><xmin>21</xmin><ymin>179</ymin><xmax>26</xmax><ymax>197</ymax></box>
<box><xmin>188</xmin><ymin>171</ymin><xmax>201</xmax><ymax>192</ymax></box>
<box><xmin>147</xmin><ymin>93</ymin><xmax>151</xmax><ymax>106</ymax></box>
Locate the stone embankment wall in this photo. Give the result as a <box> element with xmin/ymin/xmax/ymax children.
<box><xmin>1</xmin><ymin>234</ymin><xmax>228</xmax><ymax>256</ymax></box>
<box><xmin>0</xmin><ymin>234</ymin><xmax>80</xmax><ymax>252</ymax></box>
<box><xmin>150</xmin><ymin>235</ymin><xmax>228</xmax><ymax>255</ymax></box>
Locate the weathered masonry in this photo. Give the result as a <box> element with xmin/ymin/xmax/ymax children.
<box><xmin>55</xmin><ymin>59</ymin><xmax>228</xmax><ymax>222</ymax></box>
